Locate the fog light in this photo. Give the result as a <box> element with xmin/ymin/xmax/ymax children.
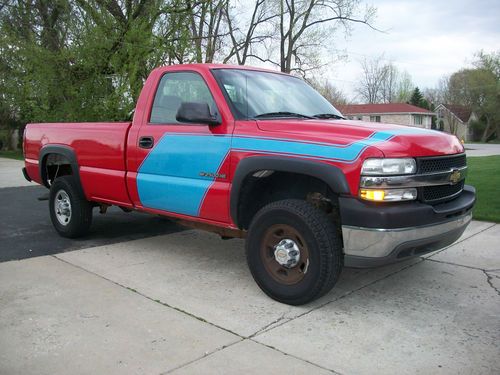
<box><xmin>360</xmin><ymin>188</ymin><xmax>417</xmax><ymax>202</ymax></box>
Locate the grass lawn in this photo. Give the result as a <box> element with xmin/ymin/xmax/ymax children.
<box><xmin>467</xmin><ymin>155</ymin><xmax>500</xmax><ymax>223</ymax></box>
<box><xmin>0</xmin><ymin>150</ymin><xmax>23</xmax><ymax>160</ymax></box>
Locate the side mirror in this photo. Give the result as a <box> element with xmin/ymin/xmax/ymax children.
<box><xmin>176</xmin><ymin>102</ymin><xmax>221</xmax><ymax>126</ymax></box>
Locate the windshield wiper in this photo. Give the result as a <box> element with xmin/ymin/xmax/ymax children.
<box><xmin>312</xmin><ymin>113</ymin><xmax>345</xmax><ymax>120</ymax></box>
<box><xmin>254</xmin><ymin>111</ymin><xmax>315</xmax><ymax>119</ymax></box>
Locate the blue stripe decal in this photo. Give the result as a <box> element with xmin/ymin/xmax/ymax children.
<box><xmin>232</xmin><ymin>131</ymin><xmax>393</xmax><ymax>161</ymax></box>
<box><xmin>137</xmin><ymin>134</ymin><xmax>231</xmax><ymax>216</ymax></box>
<box><xmin>137</xmin><ymin>128</ymin><xmax>433</xmax><ymax>216</ymax></box>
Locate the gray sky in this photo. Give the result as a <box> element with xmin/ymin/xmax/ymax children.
<box><xmin>325</xmin><ymin>0</ymin><xmax>500</xmax><ymax>100</ymax></box>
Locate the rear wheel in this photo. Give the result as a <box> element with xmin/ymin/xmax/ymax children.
<box><xmin>49</xmin><ymin>176</ymin><xmax>93</xmax><ymax>238</ymax></box>
<box><xmin>246</xmin><ymin>199</ymin><xmax>342</xmax><ymax>305</ymax></box>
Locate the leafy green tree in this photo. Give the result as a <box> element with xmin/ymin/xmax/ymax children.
<box><xmin>448</xmin><ymin>51</ymin><xmax>500</xmax><ymax>141</ymax></box>
<box><xmin>410</xmin><ymin>87</ymin><xmax>422</xmax><ymax>106</ymax></box>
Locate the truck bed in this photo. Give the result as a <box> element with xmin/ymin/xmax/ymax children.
<box><xmin>24</xmin><ymin>122</ymin><xmax>132</xmax><ymax>205</ymax></box>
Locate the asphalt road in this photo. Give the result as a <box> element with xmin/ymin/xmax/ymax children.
<box><xmin>465</xmin><ymin>142</ymin><xmax>500</xmax><ymax>157</ymax></box>
<box><xmin>0</xmin><ymin>185</ymin><xmax>184</xmax><ymax>262</ymax></box>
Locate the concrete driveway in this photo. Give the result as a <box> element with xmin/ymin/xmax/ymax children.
<box><xmin>1</xmin><ymin>158</ymin><xmax>499</xmax><ymax>374</ymax></box>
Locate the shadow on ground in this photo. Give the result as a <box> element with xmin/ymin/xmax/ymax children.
<box><xmin>0</xmin><ymin>185</ymin><xmax>185</xmax><ymax>262</ymax></box>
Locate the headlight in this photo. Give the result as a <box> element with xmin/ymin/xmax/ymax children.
<box><xmin>361</xmin><ymin>158</ymin><xmax>416</xmax><ymax>175</ymax></box>
<box><xmin>360</xmin><ymin>188</ymin><xmax>417</xmax><ymax>202</ymax></box>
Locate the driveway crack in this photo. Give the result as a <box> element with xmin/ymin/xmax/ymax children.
<box><xmin>424</xmin><ymin>258</ymin><xmax>485</xmax><ymax>271</ymax></box>
<box><xmin>249</xmin><ymin>339</ymin><xmax>342</xmax><ymax>374</ymax></box>
<box><xmin>484</xmin><ymin>270</ymin><xmax>500</xmax><ymax>297</ymax></box>
<box><xmin>160</xmin><ymin>339</ymin><xmax>244</xmax><ymax>374</ymax></box>
<box><xmin>248</xmin><ymin>313</ymin><xmax>289</xmax><ymax>338</ymax></box>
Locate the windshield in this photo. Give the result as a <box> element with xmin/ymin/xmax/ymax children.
<box><xmin>211</xmin><ymin>69</ymin><xmax>343</xmax><ymax>120</ymax></box>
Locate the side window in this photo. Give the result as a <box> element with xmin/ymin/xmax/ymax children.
<box><xmin>150</xmin><ymin>72</ymin><xmax>217</xmax><ymax>124</ymax></box>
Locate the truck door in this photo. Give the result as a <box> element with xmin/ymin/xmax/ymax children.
<box><xmin>131</xmin><ymin>70</ymin><xmax>234</xmax><ymax>223</ymax></box>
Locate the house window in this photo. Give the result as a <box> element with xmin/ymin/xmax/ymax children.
<box><xmin>370</xmin><ymin>115</ymin><xmax>381</xmax><ymax>122</ymax></box>
<box><xmin>413</xmin><ymin>115</ymin><xmax>423</xmax><ymax>125</ymax></box>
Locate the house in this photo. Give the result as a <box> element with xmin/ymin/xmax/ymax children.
<box><xmin>435</xmin><ymin>104</ymin><xmax>477</xmax><ymax>142</ymax></box>
<box><xmin>336</xmin><ymin>103</ymin><xmax>435</xmax><ymax>129</ymax></box>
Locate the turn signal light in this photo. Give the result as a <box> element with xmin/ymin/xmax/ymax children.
<box><xmin>360</xmin><ymin>189</ymin><xmax>385</xmax><ymax>201</ymax></box>
<box><xmin>360</xmin><ymin>188</ymin><xmax>417</xmax><ymax>202</ymax></box>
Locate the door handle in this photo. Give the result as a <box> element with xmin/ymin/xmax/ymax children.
<box><xmin>139</xmin><ymin>136</ymin><xmax>154</xmax><ymax>149</ymax></box>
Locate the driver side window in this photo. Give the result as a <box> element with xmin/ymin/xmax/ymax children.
<box><xmin>150</xmin><ymin>72</ymin><xmax>217</xmax><ymax>124</ymax></box>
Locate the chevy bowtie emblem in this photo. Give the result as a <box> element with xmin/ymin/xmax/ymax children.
<box><xmin>449</xmin><ymin>169</ymin><xmax>462</xmax><ymax>184</ymax></box>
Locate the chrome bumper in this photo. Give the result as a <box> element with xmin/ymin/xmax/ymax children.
<box><xmin>342</xmin><ymin>212</ymin><xmax>472</xmax><ymax>267</ymax></box>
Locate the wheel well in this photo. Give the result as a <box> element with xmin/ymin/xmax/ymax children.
<box><xmin>42</xmin><ymin>153</ymin><xmax>74</xmax><ymax>186</ymax></box>
<box><xmin>236</xmin><ymin>171</ymin><xmax>341</xmax><ymax>230</ymax></box>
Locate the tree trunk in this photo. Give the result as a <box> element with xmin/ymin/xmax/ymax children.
<box><xmin>481</xmin><ymin>116</ymin><xmax>493</xmax><ymax>142</ymax></box>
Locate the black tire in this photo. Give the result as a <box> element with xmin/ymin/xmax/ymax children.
<box><xmin>49</xmin><ymin>175</ymin><xmax>93</xmax><ymax>238</ymax></box>
<box><xmin>246</xmin><ymin>199</ymin><xmax>342</xmax><ymax>305</ymax></box>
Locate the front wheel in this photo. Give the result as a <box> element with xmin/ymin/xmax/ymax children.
<box><xmin>49</xmin><ymin>176</ymin><xmax>93</xmax><ymax>238</ymax></box>
<box><xmin>246</xmin><ymin>199</ymin><xmax>343</xmax><ymax>305</ymax></box>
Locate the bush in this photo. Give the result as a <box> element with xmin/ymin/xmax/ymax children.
<box><xmin>469</xmin><ymin>119</ymin><xmax>487</xmax><ymax>141</ymax></box>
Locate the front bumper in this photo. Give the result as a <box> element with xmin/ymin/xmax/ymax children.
<box><xmin>340</xmin><ymin>185</ymin><xmax>475</xmax><ymax>268</ymax></box>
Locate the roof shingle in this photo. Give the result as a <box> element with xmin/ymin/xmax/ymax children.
<box><xmin>440</xmin><ymin>104</ymin><xmax>472</xmax><ymax>123</ymax></box>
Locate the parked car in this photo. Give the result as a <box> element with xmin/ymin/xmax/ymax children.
<box><xmin>23</xmin><ymin>64</ymin><xmax>475</xmax><ymax>305</ymax></box>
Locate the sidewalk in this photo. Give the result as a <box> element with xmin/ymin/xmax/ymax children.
<box><xmin>0</xmin><ymin>157</ymin><xmax>32</xmax><ymax>188</ymax></box>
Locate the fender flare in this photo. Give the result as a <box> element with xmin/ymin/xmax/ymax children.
<box><xmin>230</xmin><ymin>156</ymin><xmax>351</xmax><ymax>227</ymax></box>
<box><xmin>39</xmin><ymin>145</ymin><xmax>83</xmax><ymax>193</ymax></box>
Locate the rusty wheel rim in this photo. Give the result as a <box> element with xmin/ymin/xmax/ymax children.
<box><xmin>261</xmin><ymin>224</ymin><xmax>310</xmax><ymax>285</ymax></box>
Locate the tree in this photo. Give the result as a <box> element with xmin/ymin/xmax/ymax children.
<box><xmin>183</xmin><ymin>0</ymin><xmax>228</xmax><ymax>63</ymax></box>
<box><xmin>310</xmin><ymin>79</ymin><xmax>349</xmax><ymax>105</ymax></box>
<box><xmin>395</xmin><ymin>71</ymin><xmax>414</xmax><ymax>102</ymax></box>
<box><xmin>0</xmin><ymin>0</ymin><xmax>78</xmax><ymax>123</ymax></box>
<box><xmin>443</xmin><ymin>109</ymin><xmax>460</xmax><ymax>136</ymax></box>
<box><xmin>0</xmin><ymin>0</ymin><xmax>379</xmax><ymax>140</ymax></box>
<box><xmin>75</xmin><ymin>0</ymin><xmax>165</xmax><ymax>101</ymax></box>
<box><xmin>249</xmin><ymin>0</ymin><xmax>376</xmax><ymax>76</ymax></box>
<box><xmin>380</xmin><ymin>63</ymin><xmax>398</xmax><ymax>103</ymax></box>
<box><xmin>409</xmin><ymin>87</ymin><xmax>423</xmax><ymax>106</ymax></box>
<box><xmin>447</xmin><ymin>51</ymin><xmax>500</xmax><ymax>141</ymax></box>
<box><xmin>356</xmin><ymin>55</ymin><xmax>386</xmax><ymax>103</ymax></box>
<box><xmin>223</xmin><ymin>0</ymin><xmax>277</xmax><ymax>65</ymax></box>
<box><xmin>474</xmin><ymin>50</ymin><xmax>500</xmax><ymax>79</ymax></box>
<box><xmin>356</xmin><ymin>55</ymin><xmax>414</xmax><ymax>104</ymax></box>
<box><xmin>423</xmin><ymin>76</ymin><xmax>450</xmax><ymax>107</ymax></box>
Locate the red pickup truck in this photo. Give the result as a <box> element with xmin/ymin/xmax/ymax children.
<box><xmin>23</xmin><ymin>64</ymin><xmax>475</xmax><ymax>305</ymax></box>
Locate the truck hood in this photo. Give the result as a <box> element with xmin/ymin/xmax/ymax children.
<box><xmin>256</xmin><ymin>119</ymin><xmax>464</xmax><ymax>157</ymax></box>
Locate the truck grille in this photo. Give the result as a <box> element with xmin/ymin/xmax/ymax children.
<box><xmin>421</xmin><ymin>181</ymin><xmax>464</xmax><ymax>202</ymax></box>
<box><xmin>417</xmin><ymin>154</ymin><xmax>466</xmax><ymax>174</ymax></box>
<box><xmin>417</xmin><ymin>154</ymin><xmax>467</xmax><ymax>204</ymax></box>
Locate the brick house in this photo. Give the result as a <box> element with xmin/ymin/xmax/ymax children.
<box><xmin>435</xmin><ymin>104</ymin><xmax>477</xmax><ymax>142</ymax></box>
<box><xmin>337</xmin><ymin>103</ymin><xmax>435</xmax><ymax>129</ymax></box>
